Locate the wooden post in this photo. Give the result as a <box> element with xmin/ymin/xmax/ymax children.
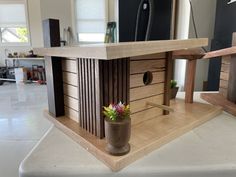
<box><xmin>78</xmin><ymin>58</ymin><xmax>130</xmax><ymax>138</ymax></box>
<box><xmin>227</xmin><ymin>33</ymin><xmax>236</xmax><ymax>102</ymax></box>
<box><xmin>164</xmin><ymin>52</ymin><xmax>173</xmax><ymax>115</ymax></box>
<box><xmin>185</xmin><ymin>59</ymin><xmax>197</xmax><ymax>103</ymax></box>
<box><xmin>43</xmin><ymin>19</ymin><xmax>64</xmax><ymax>117</ymax></box>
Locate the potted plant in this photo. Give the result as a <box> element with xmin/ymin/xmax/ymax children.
<box><xmin>170</xmin><ymin>80</ymin><xmax>179</xmax><ymax>99</ymax></box>
<box><xmin>103</xmin><ymin>102</ymin><xmax>131</xmax><ymax>156</ymax></box>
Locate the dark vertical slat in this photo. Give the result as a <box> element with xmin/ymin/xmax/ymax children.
<box><xmin>78</xmin><ymin>59</ymin><xmax>83</xmax><ymax>126</ymax></box>
<box><xmin>113</xmin><ymin>60</ymin><xmax>118</xmax><ymax>103</ymax></box>
<box><xmin>91</xmin><ymin>60</ymin><xmax>96</xmax><ymax>134</ymax></box>
<box><xmin>95</xmin><ymin>60</ymin><xmax>102</xmax><ymax>138</ymax></box>
<box><xmin>108</xmin><ymin>61</ymin><xmax>114</xmax><ymax>104</ymax></box>
<box><xmin>43</xmin><ymin>19</ymin><xmax>64</xmax><ymax>117</ymax></box>
<box><xmin>82</xmin><ymin>59</ymin><xmax>87</xmax><ymax>129</ymax></box>
<box><xmin>99</xmin><ymin>61</ymin><xmax>104</xmax><ymax>137</ymax></box>
<box><xmin>87</xmin><ymin>59</ymin><xmax>93</xmax><ymax>132</ymax></box>
<box><xmin>122</xmin><ymin>59</ymin><xmax>127</xmax><ymax>103</ymax></box>
<box><xmin>164</xmin><ymin>52</ymin><xmax>173</xmax><ymax>115</ymax></box>
<box><xmin>118</xmin><ymin>59</ymin><xmax>123</xmax><ymax>102</ymax></box>
<box><xmin>103</xmin><ymin>61</ymin><xmax>109</xmax><ymax>106</ymax></box>
<box><xmin>85</xmin><ymin>59</ymin><xmax>90</xmax><ymax>131</ymax></box>
<box><xmin>126</xmin><ymin>58</ymin><xmax>130</xmax><ymax>104</ymax></box>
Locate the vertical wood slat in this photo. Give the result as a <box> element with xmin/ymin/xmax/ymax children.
<box><xmin>163</xmin><ymin>52</ymin><xmax>173</xmax><ymax>115</ymax></box>
<box><xmin>78</xmin><ymin>58</ymin><xmax>130</xmax><ymax>138</ymax></box>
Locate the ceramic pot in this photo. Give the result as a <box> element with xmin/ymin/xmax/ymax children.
<box><xmin>105</xmin><ymin>118</ymin><xmax>131</xmax><ymax>156</ymax></box>
<box><xmin>170</xmin><ymin>87</ymin><xmax>179</xmax><ymax>99</ymax></box>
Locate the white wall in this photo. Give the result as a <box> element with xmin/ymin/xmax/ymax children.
<box><xmin>174</xmin><ymin>0</ymin><xmax>216</xmax><ymax>91</ymax></box>
<box><xmin>40</xmin><ymin>0</ymin><xmax>74</xmax><ymax>42</ymax></box>
<box><xmin>0</xmin><ymin>0</ymin><xmax>44</xmax><ymax>67</ymax></box>
<box><xmin>0</xmin><ymin>0</ymin><xmax>74</xmax><ymax>67</ymax></box>
<box><xmin>174</xmin><ymin>0</ymin><xmax>191</xmax><ymax>91</ymax></box>
<box><xmin>188</xmin><ymin>0</ymin><xmax>217</xmax><ymax>91</ymax></box>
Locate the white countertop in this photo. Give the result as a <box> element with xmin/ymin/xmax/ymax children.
<box><xmin>19</xmin><ymin>93</ymin><xmax>236</xmax><ymax>177</ymax></box>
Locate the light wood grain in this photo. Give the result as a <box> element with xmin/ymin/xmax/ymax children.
<box><xmin>201</xmin><ymin>93</ymin><xmax>236</xmax><ymax>116</ymax></box>
<box><xmin>220</xmin><ymin>79</ymin><xmax>228</xmax><ymax>89</ymax></box>
<box><xmin>63</xmin><ymin>72</ymin><xmax>78</xmax><ymax>86</ymax></box>
<box><xmin>34</xmin><ymin>38</ymin><xmax>208</xmax><ymax>60</ymax></box>
<box><xmin>130</xmin><ymin>53</ymin><xmax>166</xmax><ymax>60</ymax></box>
<box><xmin>130</xmin><ymin>108</ymin><xmax>163</xmax><ymax>125</ymax></box>
<box><xmin>64</xmin><ymin>106</ymin><xmax>79</xmax><ymax>122</ymax></box>
<box><xmin>62</xmin><ymin>59</ymin><xmax>77</xmax><ymax>73</ymax></box>
<box><xmin>64</xmin><ymin>95</ymin><xmax>79</xmax><ymax>111</ymax></box>
<box><xmin>220</xmin><ymin>72</ymin><xmax>229</xmax><ymax>81</ymax></box>
<box><xmin>130</xmin><ymin>94</ymin><xmax>164</xmax><ymax>113</ymax></box>
<box><xmin>219</xmin><ymin>88</ymin><xmax>228</xmax><ymax>97</ymax></box>
<box><xmin>221</xmin><ymin>63</ymin><xmax>230</xmax><ymax>73</ymax></box>
<box><xmin>130</xmin><ymin>83</ymin><xmax>164</xmax><ymax>101</ymax></box>
<box><xmin>203</xmin><ymin>46</ymin><xmax>236</xmax><ymax>59</ymax></box>
<box><xmin>146</xmin><ymin>101</ymin><xmax>174</xmax><ymax>112</ymax></box>
<box><xmin>63</xmin><ymin>84</ymin><xmax>78</xmax><ymax>99</ymax></box>
<box><xmin>185</xmin><ymin>60</ymin><xmax>197</xmax><ymax>103</ymax></box>
<box><xmin>130</xmin><ymin>71</ymin><xmax>165</xmax><ymax>88</ymax></box>
<box><xmin>44</xmin><ymin>98</ymin><xmax>221</xmax><ymax>171</ymax></box>
<box><xmin>173</xmin><ymin>48</ymin><xmax>205</xmax><ymax>60</ymax></box>
<box><xmin>130</xmin><ymin>60</ymin><xmax>166</xmax><ymax>74</ymax></box>
<box><xmin>222</xmin><ymin>55</ymin><xmax>231</xmax><ymax>64</ymax></box>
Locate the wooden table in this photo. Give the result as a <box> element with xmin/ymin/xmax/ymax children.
<box><xmin>19</xmin><ymin>92</ymin><xmax>236</xmax><ymax>177</ymax></box>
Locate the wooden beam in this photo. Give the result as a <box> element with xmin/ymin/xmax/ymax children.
<box><xmin>203</xmin><ymin>46</ymin><xmax>236</xmax><ymax>59</ymax></box>
<box><xmin>146</xmin><ymin>101</ymin><xmax>174</xmax><ymax>112</ymax></box>
<box><xmin>164</xmin><ymin>52</ymin><xmax>173</xmax><ymax>115</ymax></box>
<box><xmin>185</xmin><ymin>60</ymin><xmax>197</xmax><ymax>103</ymax></box>
<box><xmin>172</xmin><ymin>48</ymin><xmax>205</xmax><ymax>60</ymax></box>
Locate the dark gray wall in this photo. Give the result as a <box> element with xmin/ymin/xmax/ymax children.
<box><xmin>119</xmin><ymin>0</ymin><xmax>173</xmax><ymax>42</ymax></box>
<box><xmin>208</xmin><ymin>0</ymin><xmax>236</xmax><ymax>91</ymax></box>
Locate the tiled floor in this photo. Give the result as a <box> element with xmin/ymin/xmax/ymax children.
<box><xmin>0</xmin><ymin>83</ymin><xmax>52</xmax><ymax>177</ymax></box>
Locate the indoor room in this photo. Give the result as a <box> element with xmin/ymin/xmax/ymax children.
<box><xmin>0</xmin><ymin>0</ymin><xmax>236</xmax><ymax>177</ymax></box>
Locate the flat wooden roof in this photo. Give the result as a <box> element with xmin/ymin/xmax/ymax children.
<box><xmin>34</xmin><ymin>38</ymin><xmax>208</xmax><ymax>60</ymax></box>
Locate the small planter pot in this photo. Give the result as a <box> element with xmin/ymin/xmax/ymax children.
<box><xmin>170</xmin><ymin>87</ymin><xmax>179</xmax><ymax>99</ymax></box>
<box><xmin>105</xmin><ymin>118</ymin><xmax>131</xmax><ymax>156</ymax></box>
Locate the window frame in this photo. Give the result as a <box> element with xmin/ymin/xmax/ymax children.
<box><xmin>74</xmin><ymin>0</ymin><xmax>109</xmax><ymax>44</ymax></box>
<box><xmin>0</xmin><ymin>0</ymin><xmax>31</xmax><ymax>47</ymax></box>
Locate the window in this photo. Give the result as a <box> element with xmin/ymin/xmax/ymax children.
<box><xmin>75</xmin><ymin>0</ymin><xmax>108</xmax><ymax>43</ymax></box>
<box><xmin>0</xmin><ymin>0</ymin><xmax>30</xmax><ymax>46</ymax></box>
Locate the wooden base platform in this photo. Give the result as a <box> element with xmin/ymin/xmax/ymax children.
<box><xmin>44</xmin><ymin>99</ymin><xmax>222</xmax><ymax>171</ymax></box>
<box><xmin>201</xmin><ymin>93</ymin><xmax>236</xmax><ymax>116</ymax></box>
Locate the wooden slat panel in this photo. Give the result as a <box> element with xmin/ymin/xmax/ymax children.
<box><xmin>64</xmin><ymin>95</ymin><xmax>78</xmax><ymax>111</ymax></box>
<box><xmin>130</xmin><ymin>94</ymin><xmax>164</xmax><ymax>113</ymax></box>
<box><xmin>130</xmin><ymin>53</ymin><xmax>166</xmax><ymax>60</ymax></box>
<box><xmin>130</xmin><ymin>83</ymin><xmax>164</xmax><ymax>101</ymax></box>
<box><xmin>221</xmin><ymin>64</ymin><xmax>230</xmax><ymax>73</ymax></box>
<box><xmin>131</xmin><ymin>108</ymin><xmax>163</xmax><ymax>125</ymax></box>
<box><xmin>63</xmin><ymin>84</ymin><xmax>78</xmax><ymax>99</ymax></box>
<box><xmin>63</xmin><ymin>72</ymin><xmax>78</xmax><ymax>86</ymax></box>
<box><xmin>220</xmin><ymin>80</ymin><xmax>228</xmax><ymax>89</ymax></box>
<box><xmin>62</xmin><ymin>59</ymin><xmax>77</xmax><ymax>73</ymax></box>
<box><xmin>222</xmin><ymin>55</ymin><xmax>231</xmax><ymax>64</ymax></box>
<box><xmin>65</xmin><ymin>106</ymin><xmax>79</xmax><ymax>123</ymax></box>
<box><xmin>227</xmin><ymin>54</ymin><xmax>236</xmax><ymax>102</ymax></box>
<box><xmin>219</xmin><ymin>87</ymin><xmax>228</xmax><ymax>98</ymax></box>
<box><xmin>130</xmin><ymin>59</ymin><xmax>166</xmax><ymax>74</ymax></box>
<box><xmin>220</xmin><ymin>72</ymin><xmax>229</xmax><ymax>81</ymax></box>
<box><xmin>130</xmin><ymin>71</ymin><xmax>165</xmax><ymax>88</ymax></box>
